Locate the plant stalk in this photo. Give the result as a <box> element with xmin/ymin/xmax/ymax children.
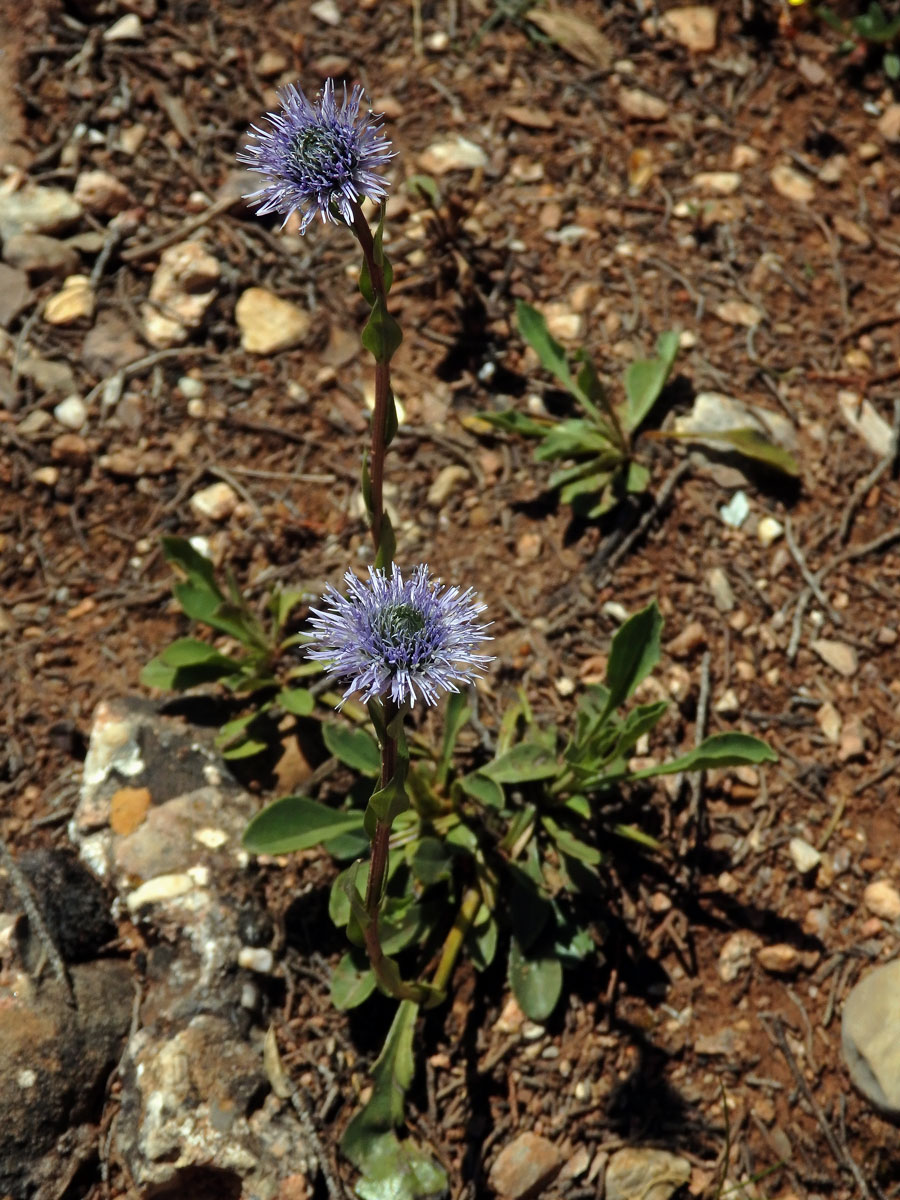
<box><xmin>365</xmin><ymin>695</ymin><xmax>398</xmax><ymax>917</ymax></box>
<box><xmin>351</xmin><ymin>202</ymin><xmax>392</xmax><ymax>560</ymax></box>
<box><xmin>429</xmin><ymin>885</ymin><xmax>483</xmax><ymax>999</ymax></box>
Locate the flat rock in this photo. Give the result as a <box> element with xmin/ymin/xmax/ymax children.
<box><xmin>142</xmin><ymin>241</ymin><xmax>220</xmax><ymax>348</ymax></box>
<box><xmin>842</xmin><ymin>959</ymin><xmax>900</xmax><ymax>1115</ymax></box>
<box><xmin>771</xmin><ymin>163</ymin><xmax>815</xmax><ymax>204</ymax></box>
<box><xmin>0</xmin><ymin>185</ymin><xmax>83</xmax><ymax>240</ymax></box>
<box><xmin>658</xmin><ymin>5</ymin><xmax>718</xmax><ymax>51</ymax></box>
<box><xmin>0</xmin><ymin>961</ymin><xmax>132</xmax><ymax>1198</ymax></box>
<box><xmin>418</xmin><ymin>136</ymin><xmax>489</xmax><ymax>174</ymax></box>
<box><xmin>489</xmin><ymin>1131</ymin><xmax>561</xmax><ymax>1199</ymax></box>
<box><xmin>2</xmin><ymin>232</ymin><xmax>80</xmax><ymax>279</ymax></box>
<box><xmin>605</xmin><ymin>1148</ymin><xmax>691</xmax><ymax>1200</ymax></box>
<box><xmin>618</xmin><ymin>88</ymin><xmax>668</xmax><ymax>121</ymax></box>
<box><xmin>811</xmin><ymin>638</ymin><xmax>857</xmax><ymax>677</ymax></box>
<box><xmin>235</xmin><ymin>287</ymin><xmax>310</xmax><ymax>354</ymax></box>
<box><xmin>73</xmin><ymin>169</ymin><xmax>132</xmax><ymax>216</ymax></box>
<box><xmin>0</xmin><ymin>263</ymin><xmax>30</xmax><ymax>327</ymax></box>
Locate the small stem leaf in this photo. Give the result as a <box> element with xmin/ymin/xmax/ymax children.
<box><xmin>374</xmin><ymin>510</ymin><xmax>396</xmax><ymax>571</ymax></box>
<box><xmin>628</xmin><ymin>732</ymin><xmax>778</xmax><ymax>779</ymax></box>
<box><xmin>323</xmin><ymin>722</ymin><xmax>381</xmax><ymax>775</ymax></box>
<box><xmin>383</xmin><ymin>388</ymin><xmax>399</xmax><ymax>447</ymax></box>
<box><xmin>508</xmin><ymin>936</ymin><xmax>563</xmax><ymax>1022</ymax></box>
<box><xmin>364</xmin><ymin>762</ymin><xmax>410</xmax><ymax>839</ymax></box>
<box><xmin>362</xmin><ymin>297</ymin><xmax>403</xmax><ymax>364</ymax></box>
<box><xmin>242</xmin><ymin>795</ymin><xmax>365</xmax><ymax>855</ymax></box>
<box><xmin>603</xmin><ymin>600</ymin><xmax>664</xmax><ymax>715</ymax></box>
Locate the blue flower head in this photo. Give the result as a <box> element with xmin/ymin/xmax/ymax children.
<box><xmin>238</xmin><ymin>78</ymin><xmax>394</xmax><ymax>233</ymax></box>
<box><xmin>306</xmin><ymin>565</ymin><xmax>493</xmax><ymax>709</ymax></box>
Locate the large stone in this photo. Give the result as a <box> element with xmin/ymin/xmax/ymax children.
<box><xmin>142</xmin><ymin>241</ymin><xmax>220</xmax><ymax>348</ymax></box>
<box><xmin>842</xmin><ymin>959</ymin><xmax>900</xmax><ymax>1116</ymax></box>
<box><xmin>489</xmin><ymin>1131</ymin><xmax>561</xmax><ymax>1199</ymax></box>
<box><xmin>605</xmin><ymin>1148</ymin><xmax>691</xmax><ymax>1200</ymax></box>
<box><xmin>0</xmin><ymin>961</ymin><xmax>133</xmax><ymax>1198</ymax></box>
<box><xmin>2</xmin><ymin>232</ymin><xmax>80</xmax><ymax>279</ymax></box>
<box><xmin>235</xmin><ymin>287</ymin><xmax>310</xmax><ymax>354</ymax></box>
<box><xmin>0</xmin><ymin>185</ymin><xmax>83</xmax><ymax>240</ymax></box>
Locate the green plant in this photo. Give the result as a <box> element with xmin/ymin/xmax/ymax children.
<box><xmin>477</xmin><ymin>301</ymin><xmax>680</xmax><ymax>518</ymax></box>
<box><xmin>791</xmin><ymin>1</ymin><xmax>900</xmax><ymax>78</ymax></box>
<box><xmin>243</xmin><ymin>600</ymin><xmax>776</xmax><ymax>1194</ymax></box>
<box><xmin>141</xmin><ymin>536</ymin><xmax>320</xmax><ymax>759</ymax></box>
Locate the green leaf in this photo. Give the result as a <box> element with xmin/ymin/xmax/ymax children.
<box><xmin>139</xmin><ymin>657</ymin><xmax>179</xmax><ymax>690</ymax></box>
<box><xmin>542</xmin><ymin>815</ymin><xmax>602</xmax><ymax>866</ymax></box>
<box><xmin>573</xmin><ymin>350</ymin><xmax>611</xmax><ymax>425</ymax></box>
<box><xmin>700</xmin><ymin>428</ymin><xmax>800</xmax><ymax>476</ymax></box>
<box><xmin>331</xmin><ymin>951</ymin><xmax>377</xmax><ymax>1010</ymax></box>
<box><xmin>160</xmin><ymin>535</ymin><xmax>221</xmax><ymax>592</ymax></box>
<box><xmin>624</xmin><ymin>330</ymin><xmax>679</xmax><ymax>432</ymax></box>
<box><xmin>406</xmin><ymin>173</ymin><xmax>441</xmax><ymax>206</ymax></box>
<box><xmin>534</xmin><ymin>419</ymin><xmax>613</xmax><ymax>461</ymax></box>
<box><xmin>483</xmin><ymin>741</ymin><xmax>559</xmax><ymax>784</ymax></box>
<box><xmin>516</xmin><ymin>299</ymin><xmax>577</xmax><ymax>396</ymax></box>
<box><xmin>475</xmin><ymin>410</ymin><xmax>552</xmax><ymax>438</ymax></box>
<box><xmin>436</xmin><ymin>689</ymin><xmax>470</xmax><ymax>790</ymax></box>
<box><xmin>276</xmin><ymin>687</ymin><xmax>315</xmax><ymax>716</ymax></box>
<box><xmin>628</xmin><ymin>732</ymin><xmax>778</xmax><ymax>780</ymax></box>
<box><xmin>506</xmin><ymin>860</ymin><xmax>552</xmax><ymax>951</ymax></box>
<box><xmin>379</xmin><ymin>898</ymin><xmax>429</xmax><ymax>955</ymax></box>
<box><xmin>329</xmin><ymin>863</ymin><xmax>369</xmax><ymax>927</ymax></box>
<box><xmin>361</xmin><ymin>296</ymin><xmax>403</xmax><ymax>364</ymax></box>
<box><xmin>612</xmin><ymin>823</ymin><xmax>664</xmax><ymax>851</ymax></box>
<box><xmin>626</xmin><ymin>460</ymin><xmax>651</xmax><ymax>493</ymax></box>
<box><xmin>341</xmin><ymin>1000</ymin><xmax>448</xmax><ymax>1200</ymax></box>
<box><xmin>884</xmin><ymin>50</ymin><xmax>900</xmax><ymax>78</ymax></box>
<box><xmin>221</xmin><ymin>737</ymin><xmax>268</xmax><ymax>760</ymax></box>
<box><xmin>242</xmin><ymin>796</ymin><xmax>366</xmax><ymax>855</ymax></box>
<box><xmin>603</xmin><ymin>601</ymin><xmax>663</xmax><ymax>715</ymax></box>
<box><xmin>468</xmin><ymin>913</ymin><xmax>498</xmax><ymax>971</ymax></box>
<box><xmin>456</xmin><ymin>771</ymin><xmax>505</xmax><ymax>810</ymax></box>
<box><xmin>365</xmin><ymin>765</ymin><xmax>410</xmax><ymax>838</ymax></box>
<box><xmin>159</xmin><ymin>638</ymin><xmax>238</xmax><ymax>669</ymax></box>
<box><xmin>323</xmin><ymin>722</ymin><xmax>381</xmax><ymax>776</ymax></box>
<box><xmin>409</xmin><ymin>837</ymin><xmax>453</xmax><ymax>885</ymax></box>
<box><xmin>508</xmin><ymin>937</ymin><xmax>563</xmax><ymax>1022</ymax></box>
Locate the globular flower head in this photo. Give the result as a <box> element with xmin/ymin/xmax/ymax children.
<box><xmin>238</xmin><ymin>78</ymin><xmax>394</xmax><ymax>233</ymax></box>
<box><xmin>305</xmin><ymin>565</ymin><xmax>493</xmax><ymax>709</ymax></box>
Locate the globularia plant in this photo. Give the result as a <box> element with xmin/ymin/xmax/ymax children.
<box><xmin>146</xmin><ymin>77</ymin><xmax>776</xmax><ymax>1200</ymax></box>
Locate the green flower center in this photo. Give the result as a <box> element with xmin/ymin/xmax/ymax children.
<box><xmin>291</xmin><ymin>127</ymin><xmax>354</xmax><ymax>179</ymax></box>
<box><xmin>377</xmin><ymin>603</ymin><xmax>426</xmax><ymax>642</ymax></box>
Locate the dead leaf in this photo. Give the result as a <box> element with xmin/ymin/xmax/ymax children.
<box><xmin>525</xmin><ymin>8</ymin><xmax>613</xmax><ymax>70</ymax></box>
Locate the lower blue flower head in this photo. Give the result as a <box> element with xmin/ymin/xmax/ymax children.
<box><xmin>305</xmin><ymin>565</ymin><xmax>493</xmax><ymax>708</ymax></box>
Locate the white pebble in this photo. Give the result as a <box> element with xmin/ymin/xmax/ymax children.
<box><xmin>53</xmin><ymin>394</ymin><xmax>87</xmax><ymax>430</ymax></box>
<box><xmin>238</xmin><ymin>946</ymin><xmax>275</xmax><ymax>973</ymax></box>
<box><xmin>789</xmin><ymin>837</ymin><xmax>822</xmax><ymax>874</ymax></box>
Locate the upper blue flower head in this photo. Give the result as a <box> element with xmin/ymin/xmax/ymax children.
<box><xmin>306</xmin><ymin>565</ymin><xmax>493</xmax><ymax>709</ymax></box>
<box><xmin>238</xmin><ymin>79</ymin><xmax>395</xmax><ymax>233</ymax></box>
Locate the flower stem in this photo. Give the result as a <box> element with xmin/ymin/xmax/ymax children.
<box><xmin>365</xmin><ymin>696</ymin><xmax>398</xmax><ymax>917</ymax></box>
<box><xmin>429</xmin><ymin>885</ymin><xmax>483</xmax><ymax>999</ymax></box>
<box><xmin>351</xmin><ymin>202</ymin><xmax>392</xmax><ymax>560</ymax></box>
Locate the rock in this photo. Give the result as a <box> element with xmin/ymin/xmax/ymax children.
<box><xmin>0</xmin><ymin>186</ymin><xmax>83</xmax><ymax>241</ymax></box>
<box><xmin>757</xmin><ymin>944</ymin><xmax>801</xmax><ymax>975</ymax></box>
<box><xmin>104</xmin><ymin>12</ymin><xmax>142</xmax><ymax>40</ymax></box>
<box><xmin>51</xmin><ymin>432</ymin><xmax>91</xmax><ymax>466</ymax></box>
<box><xmin>73</xmin><ymin>169</ymin><xmax>131</xmax><ymax>216</ymax></box>
<box><xmin>2</xmin><ymin>232</ymin><xmax>79</xmax><ymax>279</ymax></box>
<box><xmin>811</xmin><ymin>639</ymin><xmax>857</xmax><ymax>677</ymax></box>
<box><xmin>715</xmin><ymin>299</ymin><xmax>762</xmax><ymax>327</ymax></box>
<box><xmin>53</xmin><ymin>394</ymin><xmax>87</xmax><ymax>430</ymax></box>
<box><xmin>255</xmin><ymin>49</ymin><xmax>288</xmax><ymax>78</ymax></box>
<box><xmin>33</xmin><ymin>465</ymin><xmax>60</xmax><ymax>486</ymax></box>
<box><xmin>0</xmin><ymin>263</ymin><xmax>30</xmax><ymax>327</ymax></box>
<box><xmin>1</xmin><ymin>848</ymin><xmax>115</xmax><ymax>963</ymax></box>
<box><xmin>70</xmin><ymin>697</ymin><xmax>310</xmax><ymax>1195</ymax></box>
<box><xmin>816</xmin><ymin>701</ymin><xmax>841</xmax><ymax>744</ymax></box>
<box><xmin>190</xmin><ymin>480</ymin><xmax>239</xmax><ymax>521</ymax></box>
<box><xmin>757</xmin><ymin>516</ymin><xmax>783</xmax><ymax>547</ymax></box>
<box><xmin>863</xmin><ymin>880</ymin><xmax>900</xmax><ymax>921</ymax></box>
<box><xmin>719</xmin><ymin>490</ymin><xmax>750</xmax><ymax>529</ymax></box>
<box><xmin>713</xmin><ymin>689</ymin><xmax>739</xmax><ymax>716</ymax></box>
<box><xmin>842</xmin><ymin>959</ymin><xmax>900</xmax><ymax>1116</ymax></box>
<box><xmin>418</xmin><ymin>137</ymin><xmax>489</xmax><ymax>174</ymax></box>
<box><xmin>692</xmin><ymin>171</ymin><xmax>740</xmax><ymax>195</ymax></box>
<box><xmin>310</xmin><ymin>0</ymin><xmax>341</xmax><ymax>23</ymax></box>
<box><xmin>0</xmin><ymin>960</ymin><xmax>133</xmax><ymax>1199</ymax></box>
<box><xmin>543</xmin><ymin>303</ymin><xmax>583</xmax><ymax>341</ymax></box>
<box><xmin>235</xmin><ymin>287</ymin><xmax>310</xmax><ymax>354</ymax></box>
<box><xmin>837</xmin><ymin>390</ymin><xmax>893</xmax><ymax>456</ymax></box>
<box><xmin>789</xmin><ymin>837</ymin><xmax>822</xmax><ymax>874</ymax></box>
<box><xmin>605</xmin><ymin>1148</ymin><xmax>691</xmax><ymax>1200</ymax></box>
<box><xmin>18</xmin><ymin>409</ymin><xmax>52</xmax><ymax>436</ymax></box>
<box><xmin>667</xmin><ymin>620</ymin><xmax>706</xmax><ymax>658</ymax></box>
<box><xmin>771</xmin><ymin>164</ymin><xmax>815</xmax><ymax>204</ymax></box>
<box><xmin>675</xmin><ymin>391</ymin><xmax>796</xmax><ymax>457</ymax></box>
<box><xmin>877</xmin><ymin>103</ymin><xmax>900</xmax><ymax>142</ymax></box>
<box><xmin>717</xmin><ymin>930</ymin><xmax>762</xmax><ymax>982</ymax></box>
<box><xmin>82</xmin><ymin>313</ymin><xmax>145</xmax><ymax>374</ymax></box>
<box><xmin>618</xmin><ymin>88</ymin><xmax>668</xmax><ymax>121</ymax></box>
<box><xmin>17</xmin><ymin>355</ymin><xmax>76</xmax><ymax>394</ymax></box>
<box><xmin>142</xmin><ymin>241</ymin><xmax>220</xmax><ymax>348</ymax></box>
<box><xmin>658</xmin><ymin>5</ymin><xmax>717</xmax><ymax>51</ymax></box>
<box><xmin>119</xmin><ymin>122</ymin><xmax>148</xmax><ymax>156</ymax></box>
<box><xmin>494</xmin><ymin>995</ymin><xmax>527</xmax><ymax>1035</ymax></box>
<box><xmin>838</xmin><ymin>715</ymin><xmax>866</xmax><ymax>762</ymax></box>
<box><xmin>833</xmin><ymin>214</ymin><xmax>871</xmax><ymax>248</ymax></box>
<box><xmin>44</xmin><ymin>273</ymin><xmax>95</xmax><ymax>325</ymax></box>
<box><xmin>489</xmin><ymin>1132</ymin><xmax>561</xmax><ymax>1199</ymax></box>
<box><xmin>706</xmin><ymin>567</ymin><xmax>735</xmax><ymax>612</ymax></box>
<box><xmin>428</xmin><ymin>464</ymin><xmax>470</xmax><ymax>506</ymax></box>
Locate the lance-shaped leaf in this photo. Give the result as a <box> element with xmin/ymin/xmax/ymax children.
<box><xmin>602</xmin><ymin>601</ymin><xmax>663</xmax><ymax>716</ymax></box>
<box><xmin>242</xmin><ymin>795</ymin><xmax>365</xmax><ymax>855</ymax></box>
<box><xmin>628</xmin><ymin>732</ymin><xmax>778</xmax><ymax>779</ymax></box>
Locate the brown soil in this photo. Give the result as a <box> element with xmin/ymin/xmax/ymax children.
<box><xmin>2</xmin><ymin>1</ymin><xmax>900</xmax><ymax>1197</ymax></box>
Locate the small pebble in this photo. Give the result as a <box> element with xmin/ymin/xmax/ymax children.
<box><xmin>53</xmin><ymin>395</ymin><xmax>87</xmax><ymax>430</ymax></box>
<box><xmin>863</xmin><ymin>880</ymin><xmax>900</xmax><ymax>922</ymax></box>
<box><xmin>789</xmin><ymin>837</ymin><xmax>822</xmax><ymax>874</ymax></box>
<box><xmin>190</xmin><ymin>481</ymin><xmax>238</xmax><ymax>521</ymax></box>
<box><xmin>237</xmin><ymin>946</ymin><xmax>275</xmax><ymax>973</ymax></box>
<box><xmin>757</xmin><ymin>516</ymin><xmax>783</xmax><ymax>547</ymax></box>
<box><xmin>104</xmin><ymin>12</ymin><xmax>142</xmax><ymax>40</ymax></box>
<box><xmin>720</xmin><ymin>490</ymin><xmax>750</xmax><ymax>528</ymax></box>
<box><xmin>757</xmin><ymin>943</ymin><xmax>800</xmax><ymax>975</ymax></box>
